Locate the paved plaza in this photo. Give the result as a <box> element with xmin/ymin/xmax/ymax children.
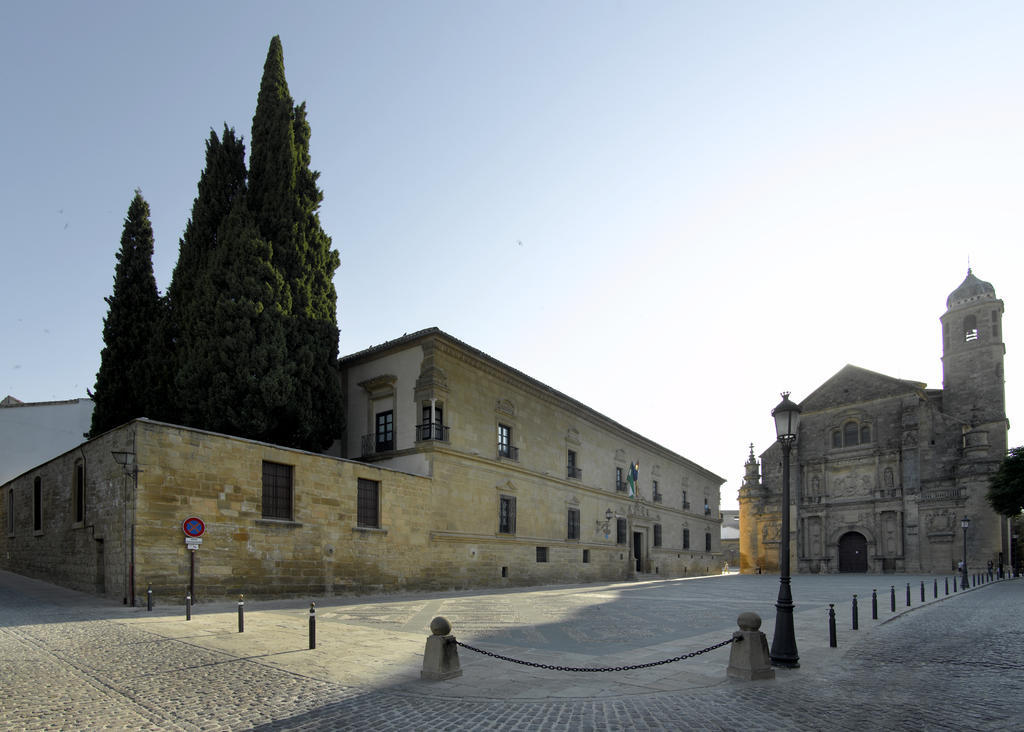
<box><xmin>0</xmin><ymin>569</ymin><xmax>1020</xmax><ymax>730</ymax></box>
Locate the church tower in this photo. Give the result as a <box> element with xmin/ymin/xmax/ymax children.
<box><xmin>940</xmin><ymin>269</ymin><xmax>1006</xmax><ymax>434</ymax></box>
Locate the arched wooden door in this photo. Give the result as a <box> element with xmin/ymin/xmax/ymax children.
<box><xmin>838</xmin><ymin>532</ymin><xmax>868</xmax><ymax>572</ymax></box>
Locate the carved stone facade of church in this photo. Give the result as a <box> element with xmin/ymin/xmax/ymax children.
<box><xmin>739</xmin><ymin>270</ymin><xmax>1010</xmax><ymax>574</ymax></box>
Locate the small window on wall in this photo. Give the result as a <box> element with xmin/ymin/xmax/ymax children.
<box><xmin>616</xmin><ymin>517</ymin><xmax>627</xmax><ymax>545</ymax></box>
<box><xmin>375</xmin><ymin>411</ymin><xmax>394</xmax><ymax>451</ymax></box>
<box><xmin>567</xmin><ymin>449</ymin><xmax>581</xmax><ymax>479</ymax></box>
<box><xmin>73</xmin><ymin>461</ymin><xmax>85</xmax><ymax>524</ymax></box>
<box><xmin>654</xmin><ymin>524</ymin><xmax>662</xmax><ymax>547</ymax></box>
<box><xmin>536</xmin><ymin>546</ymin><xmax>548</xmax><ymax>562</ymax></box>
<box><xmin>33</xmin><ymin>477</ymin><xmax>42</xmax><ymax>532</ymax></box>
<box><xmin>357</xmin><ymin>478</ymin><xmax>380</xmax><ymax>528</ymax></box>
<box><xmin>583</xmin><ymin>549</ymin><xmax>590</xmax><ymax>563</ymax></box>
<box><xmin>499</xmin><ymin>495</ymin><xmax>516</xmax><ymax>534</ymax></box>
<box><xmin>683</xmin><ymin>528</ymin><xmax>690</xmax><ymax>549</ymax></box>
<box><xmin>261</xmin><ymin>461</ymin><xmax>293</xmax><ymax>521</ymax></box>
<box><xmin>567</xmin><ymin>507</ymin><xmax>580</xmax><ymax>540</ymax></box>
<box><xmin>964</xmin><ymin>314</ymin><xmax>978</xmax><ymax>342</ymax></box>
<box><xmin>705</xmin><ymin>532</ymin><xmax>712</xmax><ymax>551</ymax></box>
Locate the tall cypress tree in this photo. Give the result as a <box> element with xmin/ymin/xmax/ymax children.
<box><xmin>248</xmin><ymin>35</ymin><xmax>342</xmax><ymax>450</ymax></box>
<box><xmin>180</xmin><ymin>196</ymin><xmax>293</xmax><ymax>438</ymax></box>
<box><xmin>90</xmin><ymin>191</ymin><xmax>162</xmax><ymax>436</ymax></box>
<box><xmin>168</xmin><ymin>126</ymin><xmax>248</xmax><ymax>428</ymax></box>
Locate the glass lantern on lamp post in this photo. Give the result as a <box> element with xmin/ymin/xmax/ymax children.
<box><xmin>770</xmin><ymin>392</ymin><xmax>801</xmax><ymax>668</ymax></box>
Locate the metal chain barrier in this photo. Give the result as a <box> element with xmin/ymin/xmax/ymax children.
<box><xmin>455</xmin><ymin>637</ymin><xmax>734</xmax><ymax>673</ymax></box>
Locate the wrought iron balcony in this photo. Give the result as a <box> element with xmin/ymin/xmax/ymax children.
<box><xmin>567</xmin><ymin>466</ymin><xmax>582</xmax><ymax>480</ymax></box>
<box><xmin>497</xmin><ymin>443</ymin><xmax>519</xmax><ymax>461</ymax></box>
<box><xmin>416</xmin><ymin>422</ymin><xmax>449</xmax><ymax>442</ymax></box>
<box><xmin>653</xmin><ymin>491</ymin><xmax>663</xmax><ymax>504</ymax></box>
<box><xmin>615</xmin><ymin>479</ymin><xmax>627</xmax><ymax>492</ymax></box>
<box><xmin>361</xmin><ymin>434</ymin><xmax>394</xmax><ymax>456</ymax></box>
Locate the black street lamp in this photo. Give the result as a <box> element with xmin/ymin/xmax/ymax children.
<box><xmin>961</xmin><ymin>516</ymin><xmax>970</xmax><ymax>590</ymax></box>
<box><xmin>770</xmin><ymin>392</ymin><xmax>801</xmax><ymax>668</ymax></box>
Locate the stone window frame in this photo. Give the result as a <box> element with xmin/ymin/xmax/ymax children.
<box><xmin>829</xmin><ymin>416</ymin><xmax>874</xmax><ymax>450</ymax></box>
<box><xmin>616</xmin><ymin>517</ymin><xmax>627</xmax><ymax>545</ymax></box>
<box><xmin>72</xmin><ymin>459</ymin><xmax>86</xmax><ymax>527</ymax></box>
<box><xmin>356</xmin><ymin>478</ymin><xmax>381</xmax><ymax>529</ymax></box>
<box><xmin>567</xmin><ymin>507</ymin><xmax>580</xmax><ymax>540</ymax></box>
<box><xmin>32</xmin><ymin>476</ymin><xmax>43</xmax><ymax>534</ymax></box>
<box><xmin>705</xmin><ymin>531</ymin><xmax>712</xmax><ymax>552</ymax></box>
<box><xmin>261</xmin><ymin>460</ymin><xmax>294</xmax><ymax>522</ymax></box>
<box><xmin>498</xmin><ymin>494</ymin><xmax>516</xmax><ymax>535</ymax></box>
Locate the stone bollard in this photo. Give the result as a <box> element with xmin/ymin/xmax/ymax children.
<box><xmin>422</xmin><ymin>616</ymin><xmax>463</xmax><ymax>680</ymax></box>
<box><xmin>727</xmin><ymin>612</ymin><xmax>774</xmax><ymax>681</ymax></box>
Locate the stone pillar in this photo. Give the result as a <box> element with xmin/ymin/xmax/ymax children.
<box><xmin>421</xmin><ymin>617</ymin><xmax>462</xmax><ymax>680</ymax></box>
<box><xmin>727</xmin><ymin>612</ymin><xmax>775</xmax><ymax>680</ymax></box>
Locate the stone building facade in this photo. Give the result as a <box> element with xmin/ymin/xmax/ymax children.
<box><xmin>739</xmin><ymin>270</ymin><xmax>1010</xmax><ymax>575</ymax></box>
<box><xmin>2</xmin><ymin>329</ymin><xmax>723</xmax><ymax>602</ymax></box>
<box><xmin>338</xmin><ymin>329</ymin><xmax>725</xmax><ymax>584</ymax></box>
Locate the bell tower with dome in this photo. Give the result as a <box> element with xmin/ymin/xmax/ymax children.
<box><xmin>940</xmin><ymin>269</ymin><xmax>1007</xmax><ymax>442</ymax></box>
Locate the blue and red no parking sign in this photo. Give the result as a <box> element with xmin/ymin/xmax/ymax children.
<box><xmin>182</xmin><ymin>517</ymin><xmax>206</xmax><ymax>538</ymax></box>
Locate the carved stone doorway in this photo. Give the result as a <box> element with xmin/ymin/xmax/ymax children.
<box><xmin>838</xmin><ymin>532</ymin><xmax>868</xmax><ymax>572</ymax></box>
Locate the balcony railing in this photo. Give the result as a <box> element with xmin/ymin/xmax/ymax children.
<box><xmin>361</xmin><ymin>434</ymin><xmax>393</xmax><ymax>456</ymax></box>
<box><xmin>567</xmin><ymin>466</ymin><xmax>582</xmax><ymax>479</ymax></box>
<box><xmin>416</xmin><ymin>422</ymin><xmax>449</xmax><ymax>442</ymax></box>
<box><xmin>682</xmin><ymin>501</ymin><xmax>691</xmax><ymax>510</ymax></box>
<box><xmin>653</xmin><ymin>491</ymin><xmax>662</xmax><ymax>504</ymax></box>
<box><xmin>615</xmin><ymin>479</ymin><xmax>627</xmax><ymax>492</ymax></box>
<box><xmin>497</xmin><ymin>444</ymin><xmax>519</xmax><ymax>461</ymax></box>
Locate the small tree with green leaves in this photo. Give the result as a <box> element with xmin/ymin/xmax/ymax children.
<box><xmin>987</xmin><ymin>446</ymin><xmax>1024</xmax><ymax>517</ymax></box>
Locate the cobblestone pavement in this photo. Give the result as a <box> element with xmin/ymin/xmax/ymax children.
<box><xmin>0</xmin><ymin>570</ymin><xmax>1020</xmax><ymax>730</ymax></box>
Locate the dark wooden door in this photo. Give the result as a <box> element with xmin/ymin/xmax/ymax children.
<box><xmin>838</xmin><ymin>532</ymin><xmax>868</xmax><ymax>572</ymax></box>
<box><xmin>633</xmin><ymin>532</ymin><xmax>643</xmax><ymax>572</ymax></box>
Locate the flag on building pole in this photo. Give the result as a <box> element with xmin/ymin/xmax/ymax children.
<box><xmin>627</xmin><ymin>461</ymin><xmax>639</xmax><ymax>498</ymax></box>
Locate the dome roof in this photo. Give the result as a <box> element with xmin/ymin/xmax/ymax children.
<box><xmin>946</xmin><ymin>269</ymin><xmax>996</xmax><ymax>308</ymax></box>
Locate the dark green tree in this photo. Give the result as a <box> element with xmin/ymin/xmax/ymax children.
<box><xmin>987</xmin><ymin>446</ymin><xmax>1024</xmax><ymax>517</ymax></box>
<box><xmin>90</xmin><ymin>191</ymin><xmax>163</xmax><ymax>436</ymax></box>
<box><xmin>247</xmin><ymin>35</ymin><xmax>343</xmax><ymax>450</ymax></box>
<box><xmin>177</xmin><ymin>197</ymin><xmax>293</xmax><ymax>439</ymax></box>
<box><xmin>167</xmin><ymin>126</ymin><xmax>248</xmax><ymax>427</ymax></box>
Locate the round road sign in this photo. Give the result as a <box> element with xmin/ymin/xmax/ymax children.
<box><xmin>182</xmin><ymin>517</ymin><xmax>206</xmax><ymax>538</ymax></box>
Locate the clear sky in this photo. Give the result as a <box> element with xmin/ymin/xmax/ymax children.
<box><xmin>2</xmin><ymin>2</ymin><xmax>1022</xmax><ymax>509</ymax></box>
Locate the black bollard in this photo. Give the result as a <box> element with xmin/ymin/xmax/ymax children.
<box><xmin>920</xmin><ymin>580</ymin><xmax>925</xmax><ymax>602</ymax></box>
<box><xmin>186</xmin><ymin>592</ymin><xmax>192</xmax><ymax>621</ymax></box>
<box><xmin>309</xmin><ymin>602</ymin><xmax>316</xmax><ymax>650</ymax></box>
<box><xmin>852</xmin><ymin>594</ymin><xmax>859</xmax><ymax>630</ymax></box>
<box><xmin>890</xmin><ymin>585</ymin><xmax>896</xmax><ymax>611</ymax></box>
<box><xmin>906</xmin><ymin>583</ymin><xmax>911</xmax><ymax>607</ymax></box>
<box><xmin>954</xmin><ymin>575</ymin><xmax>958</xmax><ymax>592</ymax></box>
<box><xmin>933</xmin><ymin>578</ymin><xmax>938</xmax><ymax>598</ymax></box>
<box><xmin>828</xmin><ymin>604</ymin><xmax>837</xmax><ymax>648</ymax></box>
<box><xmin>872</xmin><ymin>588</ymin><xmax>878</xmax><ymax>620</ymax></box>
<box><xmin>147</xmin><ymin>584</ymin><xmax>153</xmax><ymax>612</ymax></box>
<box><xmin>945</xmin><ymin>576</ymin><xmax>949</xmax><ymax>595</ymax></box>
<box><xmin>238</xmin><ymin>594</ymin><xmax>244</xmax><ymax>633</ymax></box>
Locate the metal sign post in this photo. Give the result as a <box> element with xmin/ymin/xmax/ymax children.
<box><xmin>182</xmin><ymin>517</ymin><xmax>205</xmax><ymax>604</ymax></box>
